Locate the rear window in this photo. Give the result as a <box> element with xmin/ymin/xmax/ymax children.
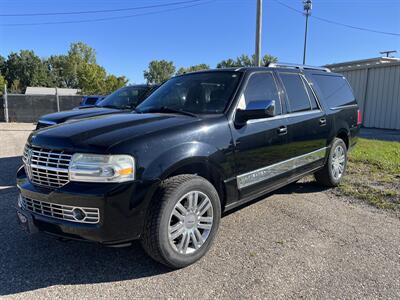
<box><xmin>312</xmin><ymin>74</ymin><xmax>355</xmax><ymax>108</ymax></box>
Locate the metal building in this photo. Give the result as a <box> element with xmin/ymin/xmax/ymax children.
<box><xmin>325</xmin><ymin>57</ymin><xmax>400</xmax><ymax>130</ymax></box>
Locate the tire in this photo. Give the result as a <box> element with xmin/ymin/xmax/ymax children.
<box><xmin>141</xmin><ymin>174</ymin><xmax>221</xmax><ymax>269</ymax></box>
<box><xmin>314</xmin><ymin>138</ymin><xmax>348</xmax><ymax>187</ymax></box>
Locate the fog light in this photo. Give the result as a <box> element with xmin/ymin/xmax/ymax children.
<box><xmin>72</xmin><ymin>208</ymin><xmax>86</xmax><ymax>221</ymax></box>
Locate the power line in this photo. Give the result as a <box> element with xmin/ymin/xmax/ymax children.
<box><xmin>273</xmin><ymin>0</ymin><xmax>400</xmax><ymax>37</ymax></box>
<box><xmin>0</xmin><ymin>0</ymin><xmax>203</xmax><ymax>17</ymax></box>
<box><xmin>0</xmin><ymin>1</ymin><xmax>214</xmax><ymax>27</ymax></box>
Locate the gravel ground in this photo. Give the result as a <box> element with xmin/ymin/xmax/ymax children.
<box><xmin>1</xmin><ymin>123</ymin><xmax>399</xmax><ymax>299</ymax></box>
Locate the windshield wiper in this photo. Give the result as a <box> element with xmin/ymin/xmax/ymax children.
<box><xmin>138</xmin><ymin>106</ymin><xmax>197</xmax><ymax>117</ymax></box>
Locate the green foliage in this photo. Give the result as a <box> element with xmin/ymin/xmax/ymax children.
<box><xmin>47</xmin><ymin>54</ymin><xmax>78</xmax><ymax>88</ymax></box>
<box><xmin>68</xmin><ymin>42</ymin><xmax>96</xmax><ymax>64</ymax></box>
<box><xmin>0</xmin><ymin>55</ymin><xmax>5</xmax><ymax>74</ymax></box>
<box><xmin>217</xmin><ymin>53</ymin><xmax>278</xmax><ymax>68</ymax></box>
<box><xmin>0</xmin><ymin>74</ymin><xmax>6</xmax><ymax>95</ymax></box>
<box><xmin>144</xmin><ymin>60</ymin><xmax>176</xmax><ymax>84</ymax></box>
<box><xmin>349</xmin><ymin>138</ymin><xmax>400</xmax><ymax>174</ymax></box>
<box><xmin>339</xmin><ymin>138</ymin><xmax>400</xmax><ymax>211</ymax></box>
<box><xmin>2</xmin><ymin>42</ymin><xmax>128</xmax><ymax>95</ymax></box>
<box><xmin>176</xmin><ymin>63</ymin><xmax>210</xmax><ymax>75</ymax></box>
<box><xmin>77</xmin><ymin>63</ymin><xmax>107</xmax><ymax>95</ymax></box>
<box><xmin>260</xmin><ymin>54</ymin><xmax>278</xmax><ymax>65</ymax></box>
<box><xmin>102</xmin><ymin>75</ymin><xmax>129</xmax><ymax>94</ymax></box>
<box><xmin>4</xmin><ymin>50</ymin><xmax>53</xmax><ymax>93</ymax></box>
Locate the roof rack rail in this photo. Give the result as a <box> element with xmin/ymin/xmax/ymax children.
<box><xmin>267</xmin><ymin>62</ymin><xmax>331</xmax><ymax>72</ymax></box>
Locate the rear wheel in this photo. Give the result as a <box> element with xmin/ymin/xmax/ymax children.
<box><xmin>141</xmin><ymin>175</ymin><xmax>221</xmax><ymax>269</ymax></box>
<box><xmin>315</xmin><ymin>138</ymin><xmax>347</xmax><ymax>187</ymax></box>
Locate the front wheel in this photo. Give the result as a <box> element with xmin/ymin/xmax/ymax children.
<box><xmin>141</xmin><ymin>175</ymin><xmax>221</xmax><ymax>269</ymax></box>
<box><xmin>315</xmin><ymin>138</ymin><xmax>348</xmax><ymax>187</ymax></box>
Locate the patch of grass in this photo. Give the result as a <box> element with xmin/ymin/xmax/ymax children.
<box><xmin>349</xmin><ymin>138</ymin><xmax>400</xmax><ymax>174</ymax></box>
<box><xmin>338</xmin><ymin>138</ymin><xmax>400</xmax><ymax>211</ymax></box>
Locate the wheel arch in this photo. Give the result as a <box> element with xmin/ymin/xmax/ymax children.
<box><xmin>142</xmin><ymin>142</ymin><xmax>230</xmax><ymax>210</ymax></box>
<box><xmin>162</xmin><ymin>158</ymin><xmax>228</xmax><ymax>211</ymax></box>
<box><xmin>335</xmin><ymin>128</ymin><xmax>350</xmax><ymax>149</ymax></box>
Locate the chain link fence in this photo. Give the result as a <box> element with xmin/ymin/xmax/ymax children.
<box><xmin>1</xmin><ymin>93</ymin><xmax>83</xmax><ymax>123</ymax></box>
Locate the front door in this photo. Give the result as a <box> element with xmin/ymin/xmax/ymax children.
<box><xmin>230</xmin><ymin>72</ymin><xmax>291</xmax><ymax>200</ymax></box>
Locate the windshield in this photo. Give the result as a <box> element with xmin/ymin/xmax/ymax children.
<box><xmin>136</xmin><ymin>72</ymin><xmax>241</xmax><ymax>114</ymax></box>
<box><xmin>97</xmin><ymin>86</ymin><xmax>150</xmax><ymax>109</ymax></box>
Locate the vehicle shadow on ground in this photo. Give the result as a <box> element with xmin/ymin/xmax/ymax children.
<box><xmin>0</xmin><ymin>156</ymin><xmax>171</xmax><ymax>296</ymax></box>
<box><xmin>223</xmin><ymin>180</ymin><xmax>327</xmax><ymax>217</ymax></box>
<box><xmin>0</xmin><ymin>156</ymin><xmax>327</xmax><ymax>296</ymax></box>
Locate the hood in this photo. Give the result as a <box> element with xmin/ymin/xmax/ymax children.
<box><xmin>30</xmin><ymin>113</ymin><xmax>200</xmax><ymax>152</ymax></box>
<box><xmin>39</xmin><ymin>107</ymin><xmax>122</xmax><ymax>124</ymax></box>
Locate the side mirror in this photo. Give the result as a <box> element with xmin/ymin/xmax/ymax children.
<box><xmin>235</xmin><ymin>100</ymin><xmax>276</xmax><ymax>125</ymax></box>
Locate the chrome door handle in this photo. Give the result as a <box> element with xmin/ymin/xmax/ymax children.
<box><xmin>319</xmin><ymin>118</ymin><xmax>327</xmax><ymax>126</ymax></box>
<box><xmin>277</xmin><ymin>126</ymin><xmax>287</xmax><ymax>135</ymax></box>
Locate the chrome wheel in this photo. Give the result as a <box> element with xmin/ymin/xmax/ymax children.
<box><xmin>168</xmin><ymin>191</ymin><xmax>214</xmax><ymax>255</ymax></box>
<box><xmin>331</xmin><ymin>145</ymin><xmax>346</xmax><ymax>180</ymax></box>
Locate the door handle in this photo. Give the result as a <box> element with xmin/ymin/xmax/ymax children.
<box><xmin>319</xmin><ymin>118</ymin><xmax>327</xmax><ymax>126</ymax></box>
<box><xmin>277</xmin><ymin>126</ymin><xmax>287</xmax><ymax>135</ymax></box>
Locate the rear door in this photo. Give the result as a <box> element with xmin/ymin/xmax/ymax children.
<box><xmin>277</xmin><ymin>71</ymin><xmax>330</xmax><ymax>175</ymax></box>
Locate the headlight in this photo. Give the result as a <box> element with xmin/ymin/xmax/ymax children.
<box><xmin>69</xmin><ymin>154</ymin><xmax>135</xmax><ymax>183</ymax></box>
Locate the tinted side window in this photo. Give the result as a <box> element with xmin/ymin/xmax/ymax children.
<box><xmin>312</xmin><ymin>74</ymin><xmax>355</xmax><ymax>108</ymax></box>
<box><xmin>242</xmin><ymin>73</ymin><xmax>281</xmax><ymax>115</ymax></box>
<box><xmin>85</xmin><ymin>97</ymin><xmax>99</xmax><ymax>105</ymax></box>
<box><xmin>280</xmin><ymin>73</ymin><xmax>311</xmax><ymax>113</ymax></box>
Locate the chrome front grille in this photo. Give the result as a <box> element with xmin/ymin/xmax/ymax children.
<box><xmin>20</xmin><ymin>195</ymin><xmax>100</xmax><ymax>224</ymax></box>
<box><xmin>23</xmin><ymin>145</ymin><xmax>73</xmax><ymax>188</ymax></box>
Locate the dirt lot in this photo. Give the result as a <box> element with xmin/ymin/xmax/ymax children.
<box><xmin>0</xmin><ymin>123</ymin><xmax>399</xmax><ymax>299</ymax></box>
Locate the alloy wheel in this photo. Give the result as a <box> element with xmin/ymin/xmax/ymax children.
<box><xmin>331</xmin><ymin>145</ymin><xmax>346</xmax><ymax>180</ymax></box>
<box><xmin>168</xmin><ymin>191</ymin><xmax>214</xmax><ymax>255</ymax></box>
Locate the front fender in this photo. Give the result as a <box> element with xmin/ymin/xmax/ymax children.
<box><xmin>142</xmin><ymin>142</ymin><xmax>229</xmax><ymax>181</ymax></box>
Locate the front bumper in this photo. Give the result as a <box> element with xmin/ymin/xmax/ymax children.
<box><xmin>16</xmin><ymin>166</ymin><xmax>159</xmax><ymax>245</ymax></box>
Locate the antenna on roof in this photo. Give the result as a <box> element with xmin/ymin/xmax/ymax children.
<box><xmin>380</xmin><ymin>50</ymin><xmax>397</xmax><ymax>58</ymax></box>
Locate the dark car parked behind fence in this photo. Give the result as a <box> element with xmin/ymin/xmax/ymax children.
<box><xmin>36</xmin><ymin>84</ymin><xmax>159</xmax><ymax>130</ymax></box>
<box><xmin>79</xmin><ymin>95</ymin><xmax>106</xmax><ymax>107</ymax></box>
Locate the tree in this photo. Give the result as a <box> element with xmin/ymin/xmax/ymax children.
<box><xmin>46</xmin><ymin>42</ymin><xmax>98</xmax><ymax>89</ymax></box>
<box><xmin>68</xmin><ymin>42</ymin><xmax>96</xmax><ymax>64</ymax></box>
<box><xmin>4</xmin><ymin>50</ymin><xmax>53</xmax><ymax>93</ymax></box>
<box><xmin>176</xmin><ymin>63</ymin><xmax>210</xmax><ymax>75</ymax></box>
<box><xmin>77</xmin><ymin>63</ymin><xmax>107</xmax><ymax>95</ymax></box>
<box><xmin>0</xmin><ymin>55</ymin><xmax>5</xmax><ymax>74</ymax></box>
<box><xmin>1</xmin><ymin>42</ymin><xmax>127</xmax><ymax>94</ymax></box>
<box><xmin>47</xmin><ymin>55</ymin><xmax>77</xmax><ymax>88</ymax></box>
<box><xmin>144</xmin><ymin>60</ymin><xmax>176</xmax><ymax>84</ymax></box>
<box><xmin>260</xmin><ymin>54</ymin><xmax>278</xmax><ymax>65</ymax></box>
<box><xmin>0</xmin><ymin>74</ymin><xmax>6</xmax><ymax>95</ymax></box>
<box><xmin>217</xmin><ymin>53</ymin><xmax>277</xmax><ymax>68</ymax></box>
<box><xmin>102</xmin><ymin>75</ymin><xmax>128</xmax><ymax>94</ymax></box>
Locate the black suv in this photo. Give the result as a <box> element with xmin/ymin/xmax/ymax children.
<box><xmin>35</xmin><ymin>84</ymin><xmax>158</xmax><ymax>130</ymax></box>
<box><xmin>16</xmin><ymin>64</ymin><xmax>360</xmax><ymax>268</ymax></box>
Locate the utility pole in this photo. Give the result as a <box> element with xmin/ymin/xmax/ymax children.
<box><xmin>55</xmin><ymin>87</ymin><xmax>60</xmax><ymax>112</ymax></box>
<box><xmin>303</xmin><ymin>0</ymin><xmax>312</xmax><ymax>65</ymax></box>
<box><xmin>255</xmin><ymin>0</ymin><xmax>262</xmax><ymax>66</ymax></box>
<box><xmin>4</xmin><ymin>84</ymin><xmax>9</xmax><ymax>123</ymax></box>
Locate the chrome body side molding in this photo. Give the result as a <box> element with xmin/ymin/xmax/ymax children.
<box><xmin>330</xmin><ymin>104</ymin><xmax>358</xmax><ymax>110</ymax></box>
<box><xmin>237</xmin><ymin>147</ymin><xmax>327</xmax><ymax>189</ymax></box>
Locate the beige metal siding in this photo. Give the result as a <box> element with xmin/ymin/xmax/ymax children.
<box><xmin>336</xmin><ymin>62</ymin><xmax>400</xmax><ymax>130</ymax></box>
